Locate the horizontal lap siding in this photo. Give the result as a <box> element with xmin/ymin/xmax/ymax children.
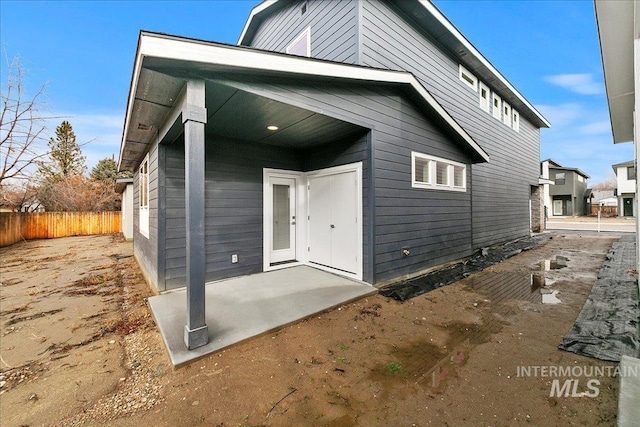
<box><xmin>232</xmin><ymin>78</ymin><xmax>473</xmax><ymax>284</ymax></box>
<box><xmin>133</xmin><ymin>141</ymin><xmax>159</xmax><ymax>289</ymax></box>
<box><xmin>361</xmin><ymin>0</ymin><xmax>540</xmax><ymax>250</ymax></box>
<box><xmin>249</xmin><ymin>0</ymin><xmax>358</xmax><ymax>63</ymax></box>
<box><xmin>162</xmin><ymin>137</ymin><xmax>302</xmax><ymax>290</ymax></box>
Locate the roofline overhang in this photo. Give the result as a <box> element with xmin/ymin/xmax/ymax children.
<box><xmin>237</xmin><ymin>0</ymin><xmax>550</xmax><ymax>129</ymax></box>
<box><xmin>119</xmin><ymin>31</ymin><xmax>490</xmax><ymax>170</ymax></box>
<box><xmin>548</xmin><ymin>166</ymin><xmax>590</xmax><ymax>180</ymax></box>
<box><xmin>594</xmin><ymin>0</ymin><xmax>637</xmax><ymax>144</ymax></box>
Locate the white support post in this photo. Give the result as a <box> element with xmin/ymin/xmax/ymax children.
<box><xmin>183</xmin><ymin>79</ymin><xmax>208</xmax><ymax>350</ymax></box>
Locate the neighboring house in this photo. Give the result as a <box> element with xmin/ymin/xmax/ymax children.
<box><xmin>117</xmin><ymin>0</ymin><xmax>549</xmax><ymax>348</ymax></box>
<box><xmin>613</xmin><ymin>160</ymin><xmax>636</xmax><ymax>217</ymax></box>
<box><xmin>540</xmin><ymin>159</ymin><xmax>589</xmax><ymax>216</ymax></box>
<box><xmin>585</xmin><ymin>189</ymin><xmax>617</xmax><ymax>216</ymax></box>
<box><xmin>595</xmin><ymin>0</ymin><xmax>640</xmax><ymax>273</ymax></box>
<box><xmin>115</xmin><ymin>178</ymin><xmax>134</xmax><ymax>240</ymax></box>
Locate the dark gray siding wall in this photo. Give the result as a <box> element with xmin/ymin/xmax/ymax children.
<box><xmin>160</xmin><ymin>136</ymin><xmax>303</xmax><ymax>290</ymax></box>
<box><xmin>225</xmin><ymin>79</ymin><xmax>474</xmax><ymax>284</ymax></box>
<box><xmin>247</xmin><ymin>0</ymin><xmax>358</xmax><ymax>64</ymax></box>
<box><xmin>133</xmin><ymin>140</ymin><xmax>159</xmax><ymax>289</ymax></box>
<box><xmin>359</xmin><ymin>0</ymin><xmax>540</xmax><ymax>249</ymax></box>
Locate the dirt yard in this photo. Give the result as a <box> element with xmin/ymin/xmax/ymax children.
<box><xmin>0</xmin><ymin>233</ymin><xmax>621</xmax><ymax>426</ymax></box>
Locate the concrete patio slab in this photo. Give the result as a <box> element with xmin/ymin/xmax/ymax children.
<box><xmin>148</xmin><ymin>266</ymin><xmax>377</xmax><ymax>366</ymax></box>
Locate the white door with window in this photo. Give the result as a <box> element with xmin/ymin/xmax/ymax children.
<box><xmin>553</xmin><ymin>199</ymin><xmax>563</xmax><ymax>216</ymax></box>
<box><xmin>308</xmin><ymin>170</ymin><xmax>359</xmax><ymax>274</ymax></box>
<box><xmin>268</xmin><ymin>177</ymin><xmax>297</xmax><ymax>264</ymax></box>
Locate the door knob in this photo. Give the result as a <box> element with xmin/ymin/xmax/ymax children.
<box><xmin>330</xmin><ymin>224</ymin><xmax>335</xmax><ymax>229</ymax></box>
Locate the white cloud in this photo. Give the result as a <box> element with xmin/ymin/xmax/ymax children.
<box><xmin>536</xmin><ymin>103</ymin><xmax>583</xmax><ymax>127</ymax></box>
<box><xmin>543</xmin><ymin>73</ymin><xmax>603</xmax><ymax>95</ymax></box>
<box><xmin>579</xmin><ymin>120</ymin><xmax>612</xmax><ymax>135</ymax></box>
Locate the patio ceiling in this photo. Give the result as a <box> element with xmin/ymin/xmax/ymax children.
<box><xmin>119</xmin><ymin>66</ymin><xmax>366</xmax><ymax>171</ymax></box>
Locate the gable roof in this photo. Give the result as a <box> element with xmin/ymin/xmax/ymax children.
<box><xmin>119</xmin><ymin>31</ymin><xmax>489</xmax><ymax>171</ymax></box>
<box><xmin>612</xmin><ymin>160</ymin><xmax>635</xmax><ymax>170</ymax></box>
<box><xmin>238</xmin><ymin>0</ymin><xmax>550</xmax><ymax>129</ymax></box>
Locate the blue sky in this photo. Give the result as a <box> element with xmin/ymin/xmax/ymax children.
<box><xmin>1</xmin><ymin>0</ymin><xmax>632</xmax><ymax>184</ymax></box>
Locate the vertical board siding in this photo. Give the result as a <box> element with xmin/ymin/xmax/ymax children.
<box><xmin>248</xmin><ymin>0</ymin><xmax>358</xmax><ymax>64</ymax></box>
<box><xmin>0</xmin><ymin>212</ymin><xmax>121</xmax><ymax>248</ymax></box>
<box><xmin>360</xmin><ymin>0</ymin><xmax>540</xmax><ymax>249</ymax></box>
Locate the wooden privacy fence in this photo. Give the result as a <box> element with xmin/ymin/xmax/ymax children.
<box><xmin>590</xmin><ymin>205</ymin><xmax>618</xmax><ymax>217</ymax></box>
<box><xmin>0</xmin><ymin>211</ymin><xmax>121</xmax><ymax>248</ymax></box>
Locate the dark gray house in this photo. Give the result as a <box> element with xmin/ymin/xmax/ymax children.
<box><xmin>118</xmin><ymin>0</ymin><xmax>549</xmax><ymax>348</ymax></box>
<box><xmin>541</xmin><ymin>159</ymin><xmax>589</xmax><ymax>216</ymax></box>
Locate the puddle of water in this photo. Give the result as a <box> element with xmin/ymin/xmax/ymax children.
<box><xmin>467</xmin><ymin>271</ymin><xmax>543</xmax><ymax>305</ymax></box>
<box><xmin>368</xmin><ymin>318</ymin><xmax>501</xmax><ymax>397</ymax></box>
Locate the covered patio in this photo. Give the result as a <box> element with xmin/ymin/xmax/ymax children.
<box><xmin>148</xmin><ymin>266</ymin><xmax>377</xmax><ymax>366</ymax></box>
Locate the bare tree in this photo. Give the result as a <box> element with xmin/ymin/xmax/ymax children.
<box><xmin>0</xmin><ymin>56</ymin><xmax>54</xmax><ymax>185</ymax></box>
<box><xmin>591</xmin><ymin>172</ymin><xmax>617</xmax><ymax>190</ymax></box>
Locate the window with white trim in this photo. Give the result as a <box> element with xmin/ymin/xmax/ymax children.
<box><xmin>458</xmin><ymin>65</ymin><xmax>478</xmax><ymax>91</ymax></box>
<box><xmin>479</xmin><ymin>81</ymin><xmax>490</xmax><ymax>112</ymax></box>
<box><xmin>139</xmin><ymin>154</ymin><xmax>149</xmax><ymax>238</ymax></box>
<box><xmin>286</xmin><ymin>27</ymin><xmax>311</xmax><ymax>57</ymax></box>
<box><xmin>512</xmin><ymin>109</ymin><xmax>520</xmax><ymax>132</ymax></box>
<box><xmin>503</xmin><ymin>102</ymin><xmax>512</xmax><ymax>127</ymax></box>
<box><xmin>492</xmin><ymin>93</ymin><xmax>502</xmax><ymax>120</ymax></box>
<box><xmin>412</xmin><ymin>152</ymin><xmax>466</xmax><ymax>192</ymax></box>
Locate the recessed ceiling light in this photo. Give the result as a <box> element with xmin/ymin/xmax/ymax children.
<box><xmin>267</xmin><ymin>125</ymin><xmax>279</xmax><ymax>131</ymax></box>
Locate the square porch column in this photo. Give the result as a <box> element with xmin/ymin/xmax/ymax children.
<box><xmin>183</xmin><ymin>79</ymin><xmax>208</xmax><ymax>349</ymax></box>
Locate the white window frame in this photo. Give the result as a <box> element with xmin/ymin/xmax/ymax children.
<box><xmin>139</xmin><ymin>154</ymin><xmax>149</xmax><ymax>238</ymax></box>
<box><xmin>503</xmin><ymin>102</ymin><xmax>512</xmax><ymax>127</ymax></box>
<box><xmin>286</xmin><ymin>27</ymin><xmax>311</xmax><ymax>57</ymax></box>
<box><xmin>512</xmin><ymin>109</ymin><xmax>520</xmax><ymax>132</ymax></box>
<box><xmin>458</xmin><ymin>65</ymin><xmax>478</xmax><ymax>91</ymax></box>
<box><xmin>492</xmin><ymin>93</ymin><xmax>502</xmax><ymax>120</ymax></box>
<box><xmin>411</xmin><ymin>152</ymin><xmax>467</xmax><ymax>192</ymax></box>
<box><xmin>479</xmin><ymin>81</ymin><xmax>490</xmax><ymax>112</ymax></box>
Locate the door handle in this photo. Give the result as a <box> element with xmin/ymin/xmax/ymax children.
<box><xmin>330</xmin><ymin>224</ymin><xmax>335</xmax><ymax>229</ymax></box>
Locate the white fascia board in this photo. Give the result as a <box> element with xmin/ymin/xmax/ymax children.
<box><xmin>118</xmin><ymin>37</ymin><xmax>146</xmax><ymax>171</ymax></box>
<box><xmin>237</xmin><ymin>0</ymin><xmax>278</xmax><ymax>45</ymax></box>
<box><xmin>140</xmin><ymin>33</ymin><xmax>409</xmax><ymax>84</ymax></box>
<box><xmin>138</xmin><ymin>32</ymin><xmax>488</xmax><ymax>162</ymax></box>
<box><xmin>418</xmin><ymin>0</ymin><xmax>550</xmax><ymax>128</ymax></box>
<box><xmin>595</xmin><ymin>0</ymin><xmax>635</xmax><ymax>144</ymax></box>
<box><xmin>408</xmin><ymin>79</ymin><xmax>489</xmax><ymax>162</ymax></box>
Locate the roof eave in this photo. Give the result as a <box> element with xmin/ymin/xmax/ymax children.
<box><xmin>594</xmin><ymin>0</ymin><xmax>636</xmax><ymax>144</ymax></box>
<box><xmin>121</xmin><ymin>32</ymin><xmax>488</xmax><ymax>167</ymax></box>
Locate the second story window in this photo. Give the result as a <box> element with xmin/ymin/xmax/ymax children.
<box><xmin>459</xmin><ymin>65</ymin><xmax>478</xmax><ymax>91</ymax></box>
<box><xmin>628</xmin><ymin>166</ymin><xmax>636</xmax><ymax>180</ymax></box>
<box><xmin>555</xmin><ymin>172</ymin><xmax>565</xmax><ymax>186</ymax></box>
<box><xmin>286</xmin><ymin>27</ymin><xmax>311</xmax><ymax>57</ymax></box>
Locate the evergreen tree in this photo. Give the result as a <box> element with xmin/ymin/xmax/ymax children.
<box><xmin>38</xmin><ymin>120</ymin><xmax>86</xmax><ymax>181</ymax></box>
<box><xmin>90</xmin><ymin>157</ymin><xmax>133</xmax><ymax>181</ymax></box>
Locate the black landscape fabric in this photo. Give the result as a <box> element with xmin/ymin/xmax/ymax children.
<box><xmin>558</xmin><ymin>235</ymin><xmax>640</xmax><ymax>362</ymax></box>
<box><xmin>379</xmin><ymin>234</ymin><xmax>552</xmax><ymax>301</ymax></box>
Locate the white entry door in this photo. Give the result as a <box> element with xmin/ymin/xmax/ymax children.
<box><xmin>308</xmin><ymin>170</ymin><xmax>358</xmax><ymax>274</ymax></box>
<box><xmin>269</xmin><ymin>177</ymin><xmax>297</xmax><ymax>264</ymax></box>
<box><xmin>553</xmin><ymin>199</ymin><xmax>563</xmax><ymax>216</ymax></box>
